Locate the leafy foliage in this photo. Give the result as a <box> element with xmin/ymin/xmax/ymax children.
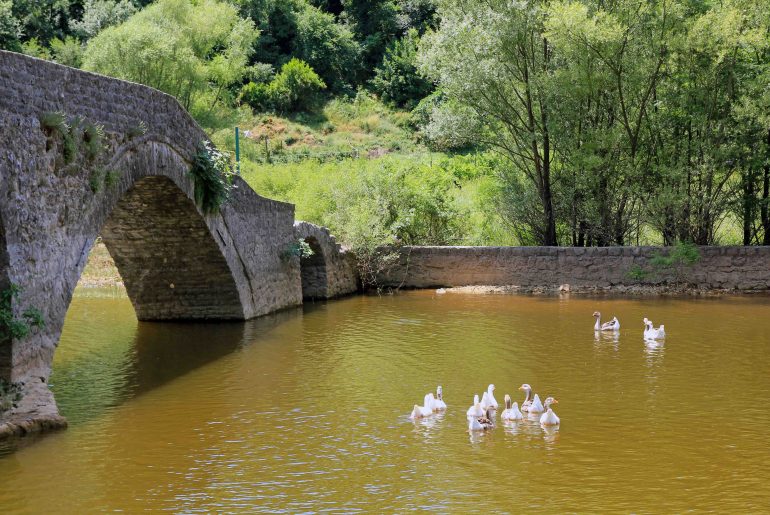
<box><xmin>0</xmin><ymin>378</ymin><xmax>23</xmax><ymax>414</ymax></box>
<box><xmin>189</xmin><ymin>141</ymin><xmax>236</xmax><ymax>214</ymax></box>
<box><xmin>82</xmin><ymin>0</ymin><xmax>258</xmax><ymax>111</ymax></box>
<box><xmin>241</xmin><ymin>58</ymin><xmax>326</xmax><ymax>113</ymax></box>
<box><xmin>0</xmin><ymin>284</ymin><xmax>45</xmax><ymax>341</ymax></box>
<box><xmin>370</xmin><ymin>28</ymin><xmax>432</xmax><ymax>109</ymax></box>
<box><xmin>281</xmin><ymin>239</ymin><xmax>315</xmax><ymax>261</ymax></box>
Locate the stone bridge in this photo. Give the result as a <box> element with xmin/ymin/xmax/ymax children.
<box><xmin>0</xmin><ymin>51</ymin><xmax>358</xmax><ymax>436</ymax></box>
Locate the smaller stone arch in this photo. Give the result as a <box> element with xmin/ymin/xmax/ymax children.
<box><xmin>294</xmin><ymin>222</ymin><xmax>360</xmax><ymax>300</ymax></box>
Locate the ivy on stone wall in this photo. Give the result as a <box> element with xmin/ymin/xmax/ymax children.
<box><xmin>189</xmin><ymin>141</ymin><xmax>236</xmax><ymax>214</ymax></box>
<box><xmin>0</xmin><ymin>284</ymin><xmax>45</xmax><ymax>341</ymax></box>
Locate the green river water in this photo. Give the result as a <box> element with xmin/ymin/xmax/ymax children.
<box><xmin>1</xmin><ymin>290</ymin><xmax>769</xmax><ymax>512</ymax></box>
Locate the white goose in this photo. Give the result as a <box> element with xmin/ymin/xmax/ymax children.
<box><xmin>500</xmin><ymin>394</ymin><xmax>523</xmax><ymax>421</ymax></box>
<box><xmin>518</xmin><ymin>383</ymin><xmax>544</xmax><ymax>413</ymax></box>
<box><xmin>481</xmin><ymin>384</ymin><xmax>498</xmax><ymax>410</ymax></box>
<box><xmin>528</xmin><ymin>393</ymin><xmax>545</xmax><ymax>414</ymax></box>
<box><xmin>643</xmin><ymin>318</ymin><xmax>665</xmax><ymax>340</ymax></box>
<box><xmin>594</xmin><ymin>311</ymin><xmax>620</xmax><ymax>331</ymax></box>
<box><xmin>466</xmin><ymin>394</ymin><xmax>485</xmax><ymax>419</ymax></box>
<box><xmin>410</xmin><ymin>402</ymin><xmax>433</xmax><ymax>419</ymax></box>
<box><xmin>432</xmin><ymin>386</ymin><xmax>447</xmax><ymax>411</ymax></box>
<box><xmin>539</xmin><ymin>397</ymin><xmax>560</xmax><ymax>426</ymax></box>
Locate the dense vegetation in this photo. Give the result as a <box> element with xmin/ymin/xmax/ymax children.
<box><xmin>3</xmin><ymin>0</ymin><xmax>770</xmax><ymax>251</ymax></box>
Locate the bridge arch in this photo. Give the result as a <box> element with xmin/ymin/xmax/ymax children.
<box><xmin>0</xmin><ymin>50</ymin><xmax>303</xmax><ymax>394</ymax></box>
<box><xmin>294</xmin><ymin>222</ymin><xmax>360</xmax><ymax>301</ymax></box>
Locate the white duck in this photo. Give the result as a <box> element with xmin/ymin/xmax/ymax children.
<box><xmin>500</xmin><ymin>394</ymin><xmax>523</xmax><ymax>421</ymax></box>
<box><xmin>539</xmin><ymin>397</ymin><xmax>560</xmax><ymax>426</ymax></box>
<box><xmin>433</xmin><ymin>386</ymin><xmax>447</xmax><ymax>411</ymax></box>
<box><xmin>519</xmin><ymin>383</ymin><xmax>544</xmax><ymax>413</ymax></box>
<box><xmin>528</xmin><ymin>393</ymin><xmax>545</xmax><ymax>414</ymax></box>
<box><xmin>466</xmin><ymin>394</ymin><xmax>485</xmax><ymax>419</ymax></box>
<box><xmin>468</xmin><ymin>406</ymin><xmax>495</xmax><ymax>431</ymax></box>
<box><xmin>594</xmin><ymin>311</ymin><xmax>620</xmax><ymax>331</ymax></box>
<box><xmin>643</xmin><ymin>318</ymin><xmax>665</xmax><ymax>340</ymax></box>
<box><xmin>410</xmin><ymin>402</ymin><xmax>433</xmax><ymax>419</ymax></box>
<box><xmin>480</xmin><ymin>384</ymin><xmax>498</xmax><ymax>410</ymax></box>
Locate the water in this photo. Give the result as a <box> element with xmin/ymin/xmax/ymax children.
<box><xmin>1</xmin><ymin>290</ymin><xmax>770</xmax><ymax>512</ymax></box>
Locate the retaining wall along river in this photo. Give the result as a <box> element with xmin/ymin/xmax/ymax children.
<box><xmin>377</xmin><ymin>246</ymin><xmax>770</xmax><ymax>292</ymax></box>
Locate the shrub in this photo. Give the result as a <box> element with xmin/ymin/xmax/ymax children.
<box><xmin>189</xmin><ymin>141</ymin><xmax>236</xmax><ymax>214</ymax></box>
<box><xmin>241</xmin><ymin>58</ymin><xmax>326</xmax><ymax>114</ymax></box>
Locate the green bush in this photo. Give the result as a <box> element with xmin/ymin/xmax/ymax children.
<box><xmin>241</xmin><ymin>58</ymin><xmax>326</xmax><ymax>114</ymax></box>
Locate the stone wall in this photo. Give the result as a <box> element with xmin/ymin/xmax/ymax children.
<box><xmin>294</xmin><ymin>222</ymin><xmax>359</xmax><ymax>299</ymax></box>
<box><xmin>378</xmin><ymin>246</ymin><xmax>770</xmax><ymax>291</ymax></box>
<box><xmin>0</xmin><ymin>50</ymin><xmax>302</xmax><ymax>388</ymax></box>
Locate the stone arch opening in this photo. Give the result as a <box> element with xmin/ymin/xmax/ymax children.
<box><xmin>98</xmin><ymin>175</ymin><xmax>245</xmax><ymax>321</ymax></box>
<box><xmin>300</xmin><ymin>236</ymin><xmax>328</xmax><ymax>300</ymax></box>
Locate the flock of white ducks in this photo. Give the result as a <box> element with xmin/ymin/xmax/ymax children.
<box><xmin>410</xmin><ymin>383</ymin><xmax>560</xmax><ymax>433</ymax></box>
<box><xmin>409</xmin><ymin>311</ymin><xmax>668</xmax><ymax>434</ymax></box>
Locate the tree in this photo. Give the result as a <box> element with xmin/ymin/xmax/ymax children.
<box><xmin>0</xmin><ymin>0</ymin><xmax>21</xmax><ymax>51</ymax></box>
<box><xmin>419</xmin><ymin>0</ymin><xmax>559</xmax><ymax>245</ymax></box>
<box><xmin>371</xmin><ymin>28</ymin><xmax>432</xmax><ymax>109</ymax></box>
<box><xmin>82</xmin><ymin>0</ymin><xmax>258</xmax><ymax>111</ymax></box>
<box><xmin>70</xmin><ymin>0</ymin><xmax>137</xmax><ymax>39</ymax></box>
<box><xmin>342</xmin><ymin>0</ymin><xmax>400</xmax><ymax>77</ymax></box>
<box><xmin>293</xmin><ymin>4</ymin><xmax>360</xmax><ymax>92</ymax></box>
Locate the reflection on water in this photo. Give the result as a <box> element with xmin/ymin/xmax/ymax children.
<box><xmin>1</xmin><ymin>291</ymin><xmax>770</xmax><ymax>512</ymax></box>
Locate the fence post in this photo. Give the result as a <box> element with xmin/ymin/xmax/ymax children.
<box><xmin>234</xmin><ymin>126</ymin><xmax>240</xmax><ymax>175</ymax></box>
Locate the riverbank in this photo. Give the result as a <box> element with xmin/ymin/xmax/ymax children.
<box><xmin>78</xmin><ymin>240</ymin><xmax>124</xmax><ymax>289</ymax></box>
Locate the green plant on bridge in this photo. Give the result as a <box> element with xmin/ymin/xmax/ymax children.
<box><xmin>0</xmin><ymin>378</ymin><xmax>23</xmax><ymax>414</ymax></box>
<box><xmin>0</xmin><ymin>284</ymin><xmax>45</xmax><ymax>341</ymax></box>
<box><xmin>40</xmin><ymin>112</ymin><xmax>106</xmax><ymax>166</ymax></box>
<box><xmin>189</xmin><ymin>141</ymin><xmax>236</xmax><ymax>214</ymax></box>
<box><xmin>280</xmin><ymin>239</ymin><xmax>315</xmax><ymax>262</ymax></box>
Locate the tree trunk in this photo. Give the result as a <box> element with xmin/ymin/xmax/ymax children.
<box><xmin>761</xmin><ymin>129</ymin><xmax>770</xmax><ymax>245</ymax></box>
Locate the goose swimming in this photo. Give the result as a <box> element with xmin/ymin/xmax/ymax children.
<box><xmin>500</xmin><ymin>394</ymin><xmax>523</xmax><ymax>421</ymax></box>
<box><xmin>594</xmin><ymin>312</ymin><xmax>620</xmax><ymax>331</ymax></box>
<box><xmin>468</xmin><ymin>406</ymin><xmax>495</xmax><ymax>431</ymax></box>
<box><xmin>433</xmin><ymin>386</ymin><xmax>447</xmax><ymax>411</ymax></box>
<box><xmin>519</xmin><ymin>384</ymin><xmax>543</xmax><ymax>412</ymax></box>
<box><xmin>643</xmin><ymin>318</ymin><xmax>665</xmax><ymax>340</ymax></box>
<box><xmin>539</xmin><ymin>397</ymin><xmax>560</xmax><ymax>426</ymax></box>
<box><xmin>466</xmin><ymin>394</ymin><xmax>485</xmax><ymax>419</ymax></box>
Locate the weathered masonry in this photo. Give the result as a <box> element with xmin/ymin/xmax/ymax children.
<box><xmin>378</xmin><ymin>246</ymin><xmax>770</xmax><ymax>291</ymax></box>
<box><xmin>0</xmin><ymin>52</ymin><xmax>357</xmax><ymax>435</ymax></box>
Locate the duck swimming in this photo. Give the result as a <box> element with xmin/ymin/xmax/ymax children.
<box><xmin>466</xmin><ymin>394</ymin><xmax>485</xmax><ymax>418</ymax></box>
<box><xmin>539</xmin><ymin>397</ymin><xmax>560</xmax><ymax>426</ymax></box>
<box><xmin>519</xmin><ymin>383</ymin><xmax>543</xmax><ymax>413</ymax></box>
<box><xmin>643</xmin><ymin>318</ymin><xmax>665</xmax><ymax>340</ymax></box>
<box><xmin>433</xmin><ymin>386</ymin><xmax>447</xmax><ymax>411</ymax></box>
<box><xmin>468</xmin><ymin>406</ymin><xmax>495</xmax><ymax>431</ymax></box>
<box><xmin>500</xmin><ymin>394</ymin><xmax>523</xmax><ymax>421</ymax></box>
<box><xmin>481</xmin><ymin>384</ymin><xmax>498</xmax><ymax>410</ymax></box>
<box><xmin>594</xmin><ymin>312</ymin><xmax>620</xmax><ymax>331</ymax></box>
